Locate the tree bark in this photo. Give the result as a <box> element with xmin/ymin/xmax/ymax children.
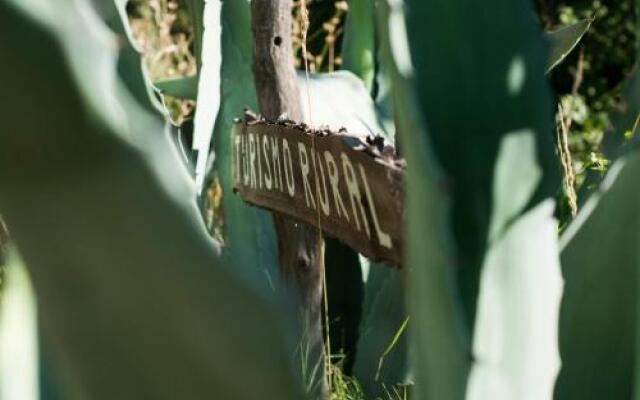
<box><xmin>250</xmin><ymin>0</ymin><xmax>327</xmax><ymax>397</ymax></box>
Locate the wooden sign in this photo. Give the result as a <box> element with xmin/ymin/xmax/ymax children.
<box><xmin>231</xmin><ymin>114</ymin><xmax>404</xmax><ymax>266</ymax></box>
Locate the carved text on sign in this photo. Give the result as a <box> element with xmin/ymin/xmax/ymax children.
<box><xmin>232</xmin><ymin>116</ymin><xmax>404</xmax><ymax>266</ymax></box>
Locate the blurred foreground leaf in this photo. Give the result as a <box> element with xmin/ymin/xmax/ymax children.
<box><xmin>405</xmin><ymin>0</ymin><xmax>559</xmax><ymax>335</ymax></box>
<box><xmin>153</xmin><ymin>75</ymin><xmax>199</xmax><ymax>100</ymax></box>
<box><xmin>555</xmin><ymin>154</ymin><xmax>640</xmax><ymax>399</ymax></box>
<box><xmin>0</xmin><ymin>250</ymin><xmax>38</xmax><ymax>400</ymax></box>
<box><xmin>376</xmin><ymin>1</ymin><xmax>469</xmax><ymax>398</ymax></box>
<box><xmin>341</xmin><ymin>0</ymin><xmax>375</xmax><ymax>92</ymax></box>
<box><xmin>0</xmin><ymin>2</ymin><xmax>302</xmax><ymax>399</ymax></box>
<box><xmin>353</xmin><ymin>264</ymin><xmax>410</xmax><ymax>397</ymax></box>
<box><xmin>390</xmin><ymin>0</ymin><xmax>563</xmax><ymax>397</ymax></box>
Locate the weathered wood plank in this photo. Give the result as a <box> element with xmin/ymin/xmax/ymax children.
<box><xmin>232</xmin><ymin>116</ymin><xmax>404</xmax><ymax>267</ymax></box>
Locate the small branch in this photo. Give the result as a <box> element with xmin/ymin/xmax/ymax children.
<box><xmin>557</xmin><ymin>105</ymin><xmax>578</xmax><ymax>217</ymax></box>
<box><xmin>556</xmin><ymin>46</ymin><xmax>584</xmax><ymax>218</ymax></box>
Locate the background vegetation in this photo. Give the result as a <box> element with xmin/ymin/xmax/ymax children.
<box><xmin>0</xmin><ymin>0</ymin><xmax>639</xmax><ymax>400</ymax></box>
<box><xmin>123</xmin><ymin>0</ymin><xmax>637</xmax><ymax>229</ymax></box>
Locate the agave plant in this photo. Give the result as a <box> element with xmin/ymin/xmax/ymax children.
<box><xmin>1</xmin><ymin>1</ymin><xmax>640</xmax><ymax>400</ymax></box>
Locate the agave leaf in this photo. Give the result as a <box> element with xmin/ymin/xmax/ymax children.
<box><xmin>352</xmin><ymin>264</ymin><xmax>410</xmax><ymax>397</ymax></box>
<box><xmin>554</xmin><ymin>155</ymin><xmax>640</xmax><ymax>399</ymax></box>
<box><xmin>373</xmin><ymin>56</ymin><xmax>396</xmax><ymax>140</ymax></box>
<box><xmin>341</xmin><ymin>0</ymin><xmax>375</xmax><ymax>92</ymax></box>
<box><xmin>207</xmin><ymin>0</ymin><xmax>280</xmax><ymax>292</ymax></box>
<box><xmin>153</xmin><ymin>75</ymin><xmax>199</xmax><ymax>100</ymax></box>
<box><xmin>546</xmin><ymin>19</ymin><xmax>592</xmax><ymax>73</ymax></box>
<box><xmin>296</xmin><ymin>70</ymin><xmax>388</xmax><ymax>139</ymax></box>
<box><xmin>0</xmin><ymin>3</ymin><xmax>302</xmax><ymax>400</ymax></box>
<box><xmin>391</xmin><ymin>0</ymin><xmax>562</xmax><ymax>397</ymax></box>
<box><xmin>0</xmin><ymin>250</ymin><xmax>38</xmax><ymax>400</ymax></box>
<box><xmin>193</xmin><ymin>0</ymin><xmax>223</xmax><ymax>190</ymax></box>
<box><xmin>405</xmin><ymin>0</ymin><xmax>559</xmax><ymax>333</ymax></box>
<box><xmin>468</xmin><ymin>198</ymin><xmax>562</xmax><ymax>400</ymax></box>
<box><xmin>376</xmin><ymin>1</ymin><xmax>470</xmax><ymax>398</ymax></box>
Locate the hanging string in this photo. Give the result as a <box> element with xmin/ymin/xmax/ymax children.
<box><xmin>299</xmin><ymin>0</ymin><xmax>332</xmax><ymax>392</ymax></box>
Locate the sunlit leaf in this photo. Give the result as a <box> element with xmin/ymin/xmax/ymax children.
<box><xmin>377</xmin><ymin>2</ymin><xmax>469</xmax><ymax>398</ymax></box>
<box><xmin>391</xmin><ymin>0</ymin><xmax>562</xmax><ymax>398</ymax></box>
<box><xmin>0</xmin><ymin>250</ymin><xmax>38</xmax><ymax>400</ymax></box>
<box><xmin>555</xmin><ymin>155</ymin><xmax>640</xmax><ymax>399</ymax></box>
<box><xmin>546</xmin><ymin>19</ymin><xmax>592</xmax><ymax>73</ymax></box>
<box><xmin>206</xmin><ymin>0</ymin><xmax>280</xmax><ymax>292</ymax></box>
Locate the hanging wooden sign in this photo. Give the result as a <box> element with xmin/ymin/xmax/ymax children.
<box><xmin>232</xmin><ymin>113</ymin><xmax>405</xmax><ymax>267</ymax></box>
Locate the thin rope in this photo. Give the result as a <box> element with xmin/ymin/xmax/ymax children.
<box><xmin>299</xmin><ymin>0</ymin><xmax>332</xmax><ymax>392</ymax></box>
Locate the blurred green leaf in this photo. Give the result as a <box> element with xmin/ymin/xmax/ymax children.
<box><xmin>0</xmin><ymin>2</ymin><xmax>302</xmax><ymax>399</ymax></box>
<box><xmin>546</xmin><ymin>19</ymin><xmax>592</xmax><ymax>73</ymax></box>
<box><xmin>353</xmin><ymin>265</ymin><xmax>410</xmax><ymax>397</ymax></box>
<box><xmin>604</xmin><ymin>64</ymin><xmax>640</xmax><ymax>156</ymax></box>
<box><xmin>386</xmin><ymin>0</ymin><xmax>562</xmax><ymax>397</ymax></box>
<box><xmin>153</xmin><ymin>75</ymin><xmax>199</xmax><ymax>100</ymax></box>
<box><xmin>405</xmin><ymin>0</ymin><xmax>559</xmax><ymax>333</ymax></box>
<box><xmin>341</xmin><ymin>0</ymin><xmax>375</xmax><ymax>92</ymax></box>
<box><xmin>207</xmin><ymin>0</ymin><xmax>280</xmax><ymax>293</ymax></box>
<box><xmin>0</xmin><ymin>250</ymin><xmax>38</xmax><ymax>400</ymax></box>
<box><xmin>376</xmin><ymin>2</ymin><xmax>469</xmax><ymax>398</ymax></box>
<box><xmin>468</xmin><ymin>197</ymin><xmax>562</xmax><ymax>400</ymax></box>
<box><xmin>555</xmin><ymin>155</ymin><xmax>640</xmax><ymax>399</ymax></box>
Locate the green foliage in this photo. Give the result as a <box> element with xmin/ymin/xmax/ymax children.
<box><xmin>374</xmin><ymin>2</ymin><xmax>470</xmax><ymax>398</ymax></box>
<box><xmin>153</xmin><ymin>75</ymin><xmax>198</xmax><ymax>99</ymax></box>
<box><xmin>555</xmin><ymin>154</ymin><xmax>640</xmax><ymax>399</ymax></box>
<box><xmin>341</xmin><ymin>0</ymin><xmax>375</xmax><ymax>91</ymax></box>
<box><xmin>3</xmin><ymin>1</ymin><xmax>640</xmax><ymax>400</ymax></box>
<box><xmin>546</xmin><ymin>19</ymin><xmax>592</xmax><ymax>72</ymax></box>
<box><xmin>390</xmin><ymin>0</ymin><xmax>564</xmax><ymax>399</ymax></box>
<box><xmin>353</xmin><ymin>266</ymin><xmax>410</xmax><ymax>397</ymax></box>
<box><xmin>405</xmin><ymin>0</ymin><xmax>559</xmax><ymax>332</ymax></box>
<box><xmin>292</xmin><ymin>0</ymin><xmax>347</xmax><ymax>73</ymax></box>
<box><xmin>0</xmin><ymin>2</ymin><xmax>303</xmax><ymax>400</ymax></box>
<box><xmin>541</xmin><ymin>0</ymin><xmax>638</xmax><ymax>217</ymax></box>
<box><xmin>200</xmin><ymin>0</ymin><xmax>281</xmax><ymax>294</ymax></box>
<box><xmin>0</xmin><ymin>250</ymin><xmax>38</xmax><ymax>400</ymax></box>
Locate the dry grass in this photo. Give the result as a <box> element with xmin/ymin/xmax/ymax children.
<box><xmin>293</xmin><ymin>0</ymin><xmax>348</xmax><ymax>72</ymax></box>
<box><xmin>127</xmin><ymin>0</ymin><xmax>196</xmax><ymax>123</ymax></box>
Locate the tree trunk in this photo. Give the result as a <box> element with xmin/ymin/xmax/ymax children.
<box><xmin>250</xmin><ymin>0</ymin><xmax>327</xmax><ymax>397</ymax></box>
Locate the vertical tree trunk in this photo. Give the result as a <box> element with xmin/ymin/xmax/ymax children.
<box><xmin>250</xmin><ymin>0</ymin><xmax>327</xmax><ymax>397</ymax></box>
